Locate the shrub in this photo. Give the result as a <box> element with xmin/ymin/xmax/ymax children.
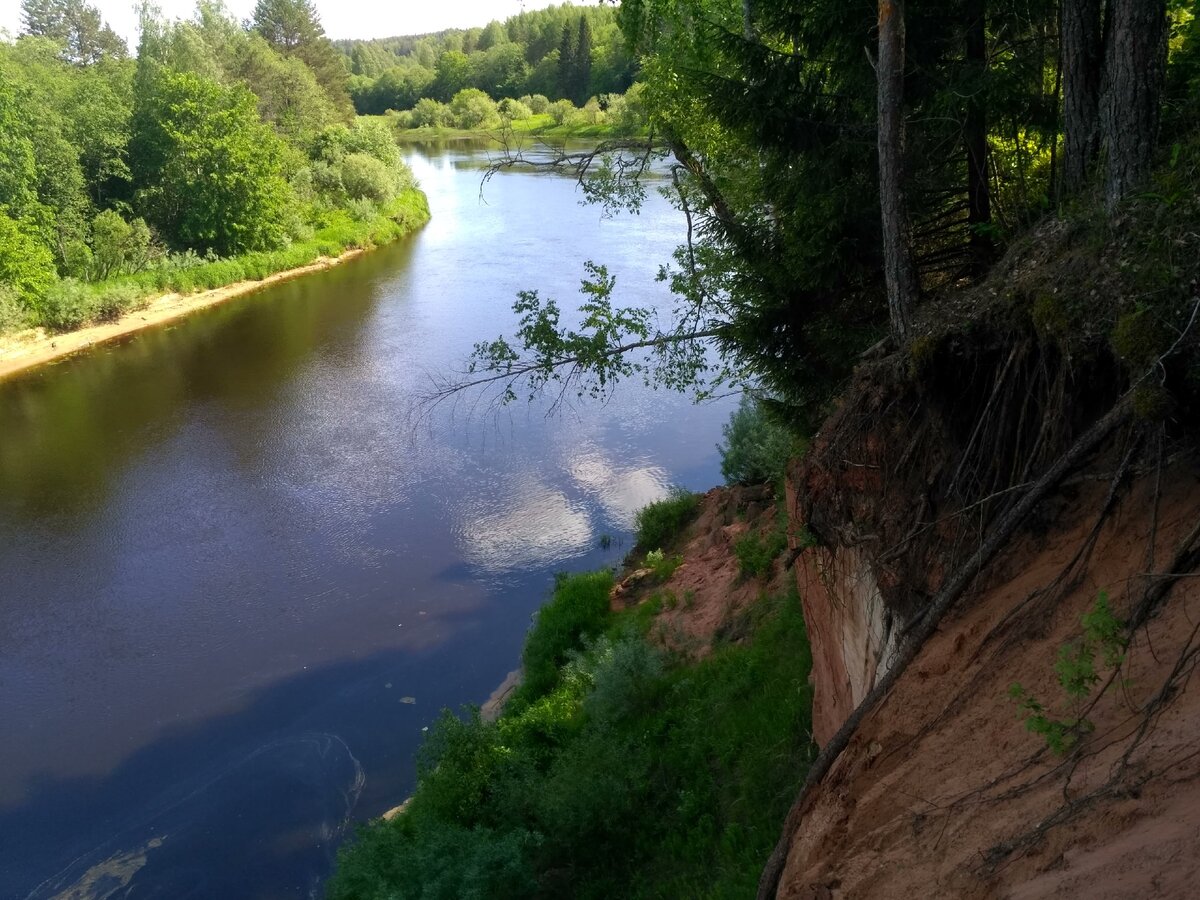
<box><xmin>734</xmin><ymin>529</ymin><xmax>787</xmax><ymax>578</ymax></box>
<box><xmin>719</xmin><ymin>395</ymin><xmax>800</xmax><ymax>485</ymax></box>
<box><xmin>344</xmin><ymin>197</ymin><xmax>378</xmax><ymax>222</ymax></box>
<box><xmin>634</xmin><ymin>488</ymin><xmax>699</xmax><ymax>550</ymax></box>
<box><xmin>583</xmin><ymin>634</ymin><xmax>665</xmax><ymax>723</ymax></box>
<box><xmin>0</xmin><ymin>212</ymin><xmax>57</xmax><ymax>310</ymax></box>
<box><xmin>411</xmin><ymin>97</ymin><xmax>452</xmax><ymax>128</ymax></box>
<box><xmin>548</xmin><ymin>98</ymin><xmax>577</xmax><ymax>125</ymax></box>
<box><xmin>521</xmin><ymin>93</ymin><xmax>551</xmax><ymax>115</ymax></box>
<box><xmin>330</xmin><ymin>585</ymin><xmax>815</xmax><ymax>899</ymax></box>
<box><xmin>516</xmin><ymin>570</ymin><xmax>614</xmax><ymax>704</ymax></box>
<box><xmin>339</xmin><ymin>152</ymin><xmax>398</xmax><ymax>204</ymax></box>
<box><xmin>450</xmin><ymin>88</ymin><xmax>500</xmax><ymax>129</ymax></box>
<box><xmin>39</xmin><ymin>278</ymin><xmax>95</xmax><ymax>331</ymax></box>
<box><xmin>498</xmin><ymin>98</ymin><xmax>532</xmax><ymax>121</ymax></box>
<box><xmin>644</xmin><ymin>548</ymin><xmax>683</xmax><ymax>581</ymax></box>
<box><xmin>0</xmin><ymin>285</ymin><xmax>30</xmax><ymax>333</ymax></box>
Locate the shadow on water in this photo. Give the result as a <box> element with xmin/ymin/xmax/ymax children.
<box><xmin>0</xmin><ymin>635</ymin><xmax>482</xmax><ymax>900</ymax></box>
<box><xmin>0</xmin><ymin>240</ymin><xmax>418</xmax><ymax>523</ymax></box>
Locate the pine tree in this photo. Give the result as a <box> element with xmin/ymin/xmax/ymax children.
<box><xmin>574</xmin><ymin>16</ymin><xmax>593</xmax><ymax>105</ymax></box>
<box><xmin>20</xmin><ymin>0</ymin><xmax>126</xmax><ymax>64</ymax></box>
<box><xmin>252</xmin><ymin>0</ymin><xmax>352</xmax><ymax>118</ymax></box>
<box><xmin>557</xmin><ymin>20</ymin><xmax>576</xmax><ymax>101</ymax></box>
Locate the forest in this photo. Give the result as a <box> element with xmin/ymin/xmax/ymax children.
<box><xmin>0</xmin><ymin>0</ymin><xmax>427</xmax><ymax>336</ymax></box>
<box><xmin>335</xmin><ymin>5</ymin><xmax>636</xmax><ymax>115</ymax></box>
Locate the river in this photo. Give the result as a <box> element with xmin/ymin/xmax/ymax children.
<box><xmin>0</xmin><ymin>140</ymin><xmax>734</xmax><ymax>898</ymax></box>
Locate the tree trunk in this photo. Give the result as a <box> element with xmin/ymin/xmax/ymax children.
<box><xmin>1100</xmin><ymin>0</ymin><xmax>1168</xmax><ymax>213</ymax></box>
<box><xmin>877</xmin><ymin>0</ymin><xmax>918</xmax><ymax>341</ymax></box>
<box><xmin>1060</xmin><ymin>0</ymin><xmax>1103</xmax><ymax>197</ymax></box>
<box><xmin>965</xmin><ymin>0</ymin><xmax>992</xmax><ymax>272</ymax></box>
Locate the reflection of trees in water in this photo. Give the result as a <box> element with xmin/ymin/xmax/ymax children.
<box><xmin>0</xmin><ymin>256</ymin><xmax>401</xmax><ymax>521</ymax></box>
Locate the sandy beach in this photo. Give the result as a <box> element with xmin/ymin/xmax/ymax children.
<box><xmin>0</xmin><ymin>249</ymin><xmax>366</xmax><ymax>383</ymax></box>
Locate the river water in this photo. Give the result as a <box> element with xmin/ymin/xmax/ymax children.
<box><xmin>0</xmin><ymin>141</ymin><xmax>734</xmax><ymax>898</ymax></box>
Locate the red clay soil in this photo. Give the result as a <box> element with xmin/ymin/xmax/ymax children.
<box><xmin>611</xmin><ymin>484</ymin><xmax>790</xmax><ymax>655</ymax></box>
<box><xmin>776</xmin><ymin>462</ymin><xmax>1200</xmax><ymax>899</ymax></box>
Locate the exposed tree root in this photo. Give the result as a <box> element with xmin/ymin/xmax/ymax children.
<box><xmin>757</xmin><ymin>390</ymin><xmax>1136</xmax><ymax>899</ymax></box>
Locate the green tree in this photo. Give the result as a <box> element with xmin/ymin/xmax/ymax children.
<box><xmin>557</xmin><ymin>20</ymin><xmax>577</xmax><ymax>100</ymax></box>
<box><xmin>0</xmin><ymin>62</ymin><xmax>40</xmax><ymax>216</ymax></box>
<box><xmin>89</xmin><ymin>209</ymin><xmax>153</xmax><ymax>280</ymax></box>
<box><xmin>0</xmin><ymin>212</ymin><xmax>57</xmax><ymax>311</ymax></box>
<box><xmin>252</xmin><ymin>0</ymin><xmax>352</xmax><ymax>117</ymax></box>
<box><xmin>449</xmin><ymin>88</ymin><xmax>499</xmax><ymax>129</ymax></box>
<box><xmin>20</xmin><ymin>0</ymin><xmax>127</xmax><ymax>65</ymax></box>
<box><xmin>573</xmin><ymin>16</ymin><xmax>593</xmax><ymax>104</ymax></box>
<box><xmin>131</xmin><ymin>69</ymin><xmax>294</xmax><ymax>255</ymax></box>
<box><xmin>432</xmin><ymin>50</ymin><xmax>472</xmax><ymax>102</ymax></box>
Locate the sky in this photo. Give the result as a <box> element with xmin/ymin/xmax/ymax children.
<box><xmin>0</xmin><ymin>0</ymin><xmax>600</xmax><ymax>49</ymax></box>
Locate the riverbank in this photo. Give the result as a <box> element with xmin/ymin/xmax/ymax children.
<box><xmin>0</xmin><ymin>193</ymin><xmax>429</xmax><ymax>383</ymax></box>
<box><xmin>330</xmin><ymin>486</ymin><xmax>814</xmax><ymax>898</ymax></box>
<box><xmin>387</xmin><ymin>114</ymin><xmax>647</xmax><ymax>144</ymax></box>
<box><xmin>0</xmin><ymin>249</ymin><xmax>369</xmax><ymax>382</ymax></box>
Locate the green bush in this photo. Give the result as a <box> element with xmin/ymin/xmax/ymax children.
<box><xmin>633</xmin><ymin>488</ymin><xmax>700</xmax><ymax>551</ymax></box>
<box><xmin>450</xmin><ymin>88</ymin><xmax>500</xmax><ymax>129</ymax></box>
<box><xmin>515</xmin><ymin>571</ymin><xmax>614</xmax><ymax>705</ymax></box>
<box><xmin>329</xmin><ymin>585</ymin><xmax>816</xmax><ymax>900</ymax></box>
<box><xmin>411</xmin><ymin>97</ymin><xmax>452</xmax><ymax>128</ymax></box>
<box><xmin>0</xmin><ymin>285</ymin><xmax>30</xmax><ymax>333</ymax></box>
<box><xmin>0</xmin><ymin>212</ymin><xmax>57</xmax><ymax>310</ymax></box>
<box><xmin>734</xmin><ymin>529</ymin><xmax>787</xmax><ymax>578</ymax></box>
<box><xmin>40</xmin><ymin>279</ymin><xmax>96</xmax><ymax>331</ymax></box>
<box><xmin>339</xmin><ymin>152</ymin><xmax>399</xmax><ymax>204</ymax></box>
<box><xmin>719</xmin><ymin>395</ymin><xmax>800</xmax><ymax>486</ymax></box>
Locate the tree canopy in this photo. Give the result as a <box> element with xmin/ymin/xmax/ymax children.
<box><xmin>0</xmin><ymin>0</ymin><xmax>420</xmax><ymax>332</ymax></box>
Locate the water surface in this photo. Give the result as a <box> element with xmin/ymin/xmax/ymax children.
<box><xmin>0</xmin><ymin>139</ymin><xmax>734</xmax><ymax>898</ymax></box>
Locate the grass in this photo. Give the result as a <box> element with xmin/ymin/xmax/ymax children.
<box><xmin>389</xmin><ymin>114</ymin><xmax>646</xmax><ymax>143</ymax></box>
<box><xmin>634</xmin><ymin>488</ymin><xmax>700</xmax><ymax>551</ymax></box>
<box><xmin>733</xmin><ymin>529</ymin><xmax>788</xmax><ymax>579</ymax></box>
<box><xmin>9</xmin><ymin>190</ymin><xmax>429</xmax><ymax>337</ymax></box>
<box><xmin>328</xmin><ymin>573</ymin><xmax>816</xmax><ymax>900</ymax></box>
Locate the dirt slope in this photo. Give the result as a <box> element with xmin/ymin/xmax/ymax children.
<box><xmin>776</xmin><ymin>463</ymin><xmax>1200</xmax><ymax>899</ymax></box>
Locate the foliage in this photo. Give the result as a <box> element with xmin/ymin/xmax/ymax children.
<box><xmin>449</xmin><ymin>88</ymin><xmax>500</xmax><ymax>129</ymax></box>
<box><xmin>20</xmin><ymin>0</ymin><xmax>127</xmax><ymax>64</ymax></box>
<box><xmin>719</xmin><ymin>394</ymin><xmax>802</xmax><ymax>486</ymax></box>
<box><xmin>329</xmin><ymin>586</ymin><xmax>815</xmax><ymax>899</ymax></box>
<box><xmin>0</xmin><ymin>285</ymin><xmax>31</xmax><ymax>334</ymax></box>
<box><xmin>512</xmin><ymin>571</ymin><xmax>614</xmax><ymax>707</ymax></box>
<box><xmin>89</xmin><ymin>210</ymin><xmax>155</xmax><ymax>280</ymax></box>
<box><xmin>1008</xmin><ymin>593</ymin><xmax>1127</xmax><ymax>755</ymax></box>
<box><xmin>634</xmin><ymin>487</ymin><xmax>700</xmax><ymax>551</ymax></box>
<box><xmin>252</xmin><ymin>0</ymin><xmax>353</xmax><ymax>116</ymax></box>
<box><xmin>733</xmin><ymin>528</ymin><xmax>787</xmax><ymax>579</ymax></box>
<box><xmin>644</xmin><ymin>548</ymin><xmax>684</xmax><ymax>581</ymax></box>
<box><xmin>131</xmin><ymin>69</ymin><xmax>296</xmax><ymax>256</ymax></box>
<box><xmin>334</xmin><ymin>4</ymin><xmax>634</xmax><ymax>115</ymax></box>
<box><xmin>0</xmin><ymin>212</ymin><xmax>57</xmax><ymax>309</ymax></box>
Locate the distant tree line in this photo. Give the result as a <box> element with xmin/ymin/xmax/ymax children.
<box><xmin>335</xmin><ymin>4</ymin><xmax>635</xmax><ymax>115</ymax></box>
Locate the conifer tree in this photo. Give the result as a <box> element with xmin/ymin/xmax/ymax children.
<box><xmin>557</xmin><ymin>20</ymin><xmax>576</xmax><ymax>101</ymax></box>
<box><xmin>574</xmin><ymin>16</ymin><xmax>593</xmax><ymax>105</ymax></box>
<box><xmin>252</xmin><ymin>0</ymin><xmax>352</xmax><ymax>117</ymax></box>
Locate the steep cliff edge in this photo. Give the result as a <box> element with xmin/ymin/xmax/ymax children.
<box><xmin>781</xmin><ymin>459</ymin><xmax>1200</xmax><ymax>897</ymax></box>
<box><xmin>765</xmin><ymin>207</ymin><xmax>1200</xmax><ymax>897</ymax></box>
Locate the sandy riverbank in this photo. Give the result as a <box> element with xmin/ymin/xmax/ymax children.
<box><xmin>0</xmin><ymin>248</ymin><xmax>366</xmax><ymax>383</ymax></box>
